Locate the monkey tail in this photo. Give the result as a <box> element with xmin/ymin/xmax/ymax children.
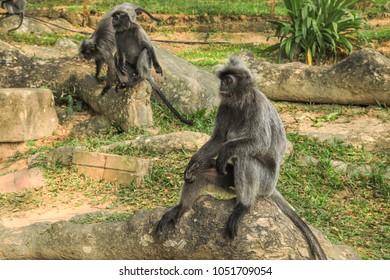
<box><xmin>25</xmin><ymin>15</ymin><xmax>92</xmax><ymax>35</ymax></box>
<box><xmin>271</xmin><ymin>190</ymin><xmax>327</xmax><ymax>260</ymax></box>
<box><xmin>135</xmin><ymin>8</ymin><xmax>162</xmax><ymax>22</ymax></box>
<box><xmin>147</xmin><ymin>78</ymin><xmax>194</xmax><ymax>126</ymax></box>
<box><xmin>7</xmin><ymin>13</ymin><xmax>23</xmax><ymax>32</ymax></box>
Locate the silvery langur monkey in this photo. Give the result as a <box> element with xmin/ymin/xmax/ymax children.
<box><xmin>156</xmin><ymin>56</ymin><xmax>327</xmax><ymax>260</ymax></box>
<box><xmin>112</xmin><ymin>10</ymin><xmax>194</xmax><ymax>125</ymax></box>
<box><xmin>0</xmin><ymin>0</ymin><xmax>26</xmax><ymax>32</ymax></box>
<box><xmin>79</xmin><ymin>3</ymin><xmax>162</xmax><ymax>96</ymax></box>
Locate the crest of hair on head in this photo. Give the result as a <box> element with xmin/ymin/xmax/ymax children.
<box><xmin>216</xmin><ymin>55</ymin><xmax>253</xmax><ymax>80</ymax></box>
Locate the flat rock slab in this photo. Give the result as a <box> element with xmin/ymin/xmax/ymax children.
<box><xmin>0</xmin><ymin>88</ymin><xmax>58</xmax><ymax>142</ymax></box>
<box><xmin>72</xmin><ymin>151</ymin><xmax>151</xmax><ymax>186</ymax></box>
<box><xmin>0</xmin><ymin>167</ymin><xmax>46</xmax><ymax>193</ymax></box>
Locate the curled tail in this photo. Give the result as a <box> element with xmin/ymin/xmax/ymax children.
<box><xmin>7</xmin><ymin>13</ymin><xmax>23</xmax><ymax>32</ymax></box>
<box><xmin>135</xmin><ymin>7</ymin><xmax>162</xmax><ymax>22</ymax></box>
<box><xmin>147</xmin><ymin>77</ymin><xmax>194</xmax><ymax>125</ymax></box>
<box><xmin>271</xmin><ymin>190</ymin><xmax>327</xmax><ymax>260</ymax></box>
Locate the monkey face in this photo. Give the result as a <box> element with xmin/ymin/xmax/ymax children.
<box><xmin>219</xmin><ymin>74</ymin><xmax>236</xmax><ymax>98</ymax></box>
<box><xmin>112</xmin><ymin>11</ymin><xmax>133</xmax><ymax>31</ymax></box>
<box><xmin>79</xmin><ymin>39</ymin><xmax>97</xmax><ymax>60</ymax></box>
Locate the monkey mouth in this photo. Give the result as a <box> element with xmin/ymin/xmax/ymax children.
<box><xmin>220</xmin><ymin>90</ymin><xmax>232</xmax><ymax>98</ymax></box>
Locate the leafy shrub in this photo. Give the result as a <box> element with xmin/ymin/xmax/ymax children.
<box><xmin>263</xmin><ymin>0</ymin><xmax>366</xmax><ymax>65</ymax></box>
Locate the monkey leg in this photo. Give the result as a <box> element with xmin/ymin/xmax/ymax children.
<box><xmin>156</xmin><ymin>159</ymin><xmax>235</xmax><ymax>234</ymax></box>
<box><xmin>95</xmin><ymin>59</ymin><xmax>103</xmax><ymax>79</ymax></box>
<box><xmin>114</xmin><ymin>62</ymin><xmax>144</xmax><ymax>92</ymax></box>
<box><xmin>100</xmin><ymin>61</ymin><xmax>117</xmax><ymax>96</ymax></box>
<box><xmin>227</xmin><ymin>157</ymin><xmax>272</xmax><ymax>239</ymax></box>
<box><xmin>0</xmin><ymin>13</ymin><xmax>11</xmax><ymax>22</ymax></box>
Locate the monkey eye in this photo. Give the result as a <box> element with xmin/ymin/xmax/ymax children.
<box><xmin>224</xmin><ymin>76</ymin><xmax>234</xmax><ymax>84</ymax></box>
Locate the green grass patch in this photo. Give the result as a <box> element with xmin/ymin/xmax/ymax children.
<box><xmin>280</xmin><ymin>133</ymin><xmax>389</xmax><ymax>259</ymax></box>
<box><xmin>363</xmin><ymin>28</ymin><xmax>390</xmax><ymax>43</ymax></box>
<box><xmin>0</xmin><ymin>32</ymin><xmax>86</xmax><ymax>46</ymax></box>
<box><xmin>177</xmin><ymin>43</ymin><xmax>268</xmax><ymax>71</ymax></box>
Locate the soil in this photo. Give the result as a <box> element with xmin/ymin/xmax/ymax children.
<box><xmin>0</xmin><ymin>13</ymin><xmax>389</xmax><ymax>229</ymax></box>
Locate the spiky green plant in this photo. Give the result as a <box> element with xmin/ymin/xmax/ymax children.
<box><xmin>263</xmin><ymin>0</ymin><xmax>366</xmax><ymax>65</ymax></box>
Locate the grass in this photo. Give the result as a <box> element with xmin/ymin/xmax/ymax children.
<box><xmin>176</xmin><ymin>43</ymin><xmax>269</xmax><ymax>71</ymax></box>
<box><xmin>280</xmin><ymin>134</ymin><xmax>389</xmax><ymax>260</ymax></box>
<box><xmin>0</xmin><ymin>32</ymin><xmax>86</xmax><ymax>46</ymax></box>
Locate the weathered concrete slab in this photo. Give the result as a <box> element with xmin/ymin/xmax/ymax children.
<box><xmin>72</xmin><ymin>151</ymin><xmax>151</xmax><ymax>186</ymax></box>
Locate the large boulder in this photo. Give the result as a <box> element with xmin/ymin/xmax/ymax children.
<box><xmin>153</xmin><ymin>45</ymin><xmax>220</xmax><ymax>113</ymax></box>
<box><xmin>0</xmin><ymin>196</ymin><xmax>358</xmax><ymax>260</ymax></box>
<box><xmin>0</xmin><ymin>88</ymin><xmax>58</xmax><ymax>142</ymax></box>
<box><xmin>239</xmin><ymin>48</ymin><xmax>390</xmax><ymax>106</ymax></box>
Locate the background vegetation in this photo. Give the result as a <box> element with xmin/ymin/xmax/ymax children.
<box><xmin>0</xmin><ymin>0</ymin><xmax>389</xmax><ymax>259</ymax></box>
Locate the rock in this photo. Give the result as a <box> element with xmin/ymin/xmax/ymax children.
<box><xmin>153</xmin><ymin>45</ymin><xmax>220</xmax><ymax>113</ymax></box>
<box><xmin>299</xmin><ymin>116</ymin><xmax>390</xmax><ymax>152</ymax></box>
<box><xmin>238</xmin><ymin>48</ymin><xmax>390</xmax><ymax>106</ymax></box>
<box><xmin>76</xmin><ymin>79</ymin><xmax>154</xmax><ymax>131</ymax></box>
<box><xmin>101</xmin><ymin>131</ymin><xmax>210</xmax><ymax>153</ymax></box>
<box><xmin>0</xmin><ymin>196</ymin><xmax>359</xmax><ymax>260</ymax></box>
<box><xmin>72</xmin><ymin>151</ymin><xmax>151</xmax><ymax>186</ymax></box>
<box><xmin>0</xmin><ymin>167</ymin><xmax>46</xmax><ymax>194</ymax></box>
<box><xmin>0</xmin><ymin>88</ymin><xmax>58</xmax><ymax>142</ymax></box>
<box><xmin>0</xmin><ymin>48</ymin><xmax>154</xmax><ymax>131</ymax></box>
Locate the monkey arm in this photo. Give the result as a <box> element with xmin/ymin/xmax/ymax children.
<box><xmin>215</xmin><ymin>131</ymin><xmax>272</xmax><ymax>175</ymax></box>
<box><xmin>184</xmin><ymin>136</ymin><xmax>224</xmax><ymax>183</ymax></box>
<box><xmin>141</xmin><ymin>41</ymin><xmax>163</xmax><ymax>75</ymax></box>
<box><xmin>114</xmin><ymin>50</ymin><xmax>126</xmax><ymax>75</ymax></box>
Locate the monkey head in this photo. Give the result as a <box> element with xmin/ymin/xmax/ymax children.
<box><xmin>216</xmin><ymin>56</ymin><xmax>255</xmax><ymax>99</ymax></box>
<box><xmin>112</xmin><ymin>10</ymin><xmax>134</xmax><ymax>32</ymax></box>
<box><xmin>79</xmin><ymin>39</ymin><xmax>98</xmax><ymax>60</ymax></box>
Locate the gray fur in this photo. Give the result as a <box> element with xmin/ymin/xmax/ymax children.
<box><xmin>112</xmin><ymin>10</ymin><xmax>193</xmax><ymax>125</ymax></box>
<box><xmin>156</xmin><ymin>56</ymin><xmax>327</xmax><ymax>260</ymax></box>
<box><xmin>79</xmin><ymin>3</ymin><xmax>161</xmax><ymax>95</ymax></box>
<box><xmin>0</xmin><ymin>0</ymin><xmax>26</xmax><ymax>32</ymax></box>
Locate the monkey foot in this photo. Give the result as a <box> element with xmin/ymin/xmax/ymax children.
<box><xmin>156</xmin><ymin>205</ymin><xmax>183</xmax><ymax>234</ymax></box>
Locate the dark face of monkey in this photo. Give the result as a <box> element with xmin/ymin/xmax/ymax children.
<box><xmin>112</xmin><ymin>11</ymin><xmax>133</xmax><ymax>32</ymax></box>
<box><xmin>217</xmin><ymin>58</ymin><xmax>256</xmax><ymax>100</ymax></box>
<box><xmin>79</xmin><ymin>39</ymin><xmax>98</xmax><ymax>60</ymax></box>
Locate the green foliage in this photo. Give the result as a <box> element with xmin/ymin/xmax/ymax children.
<box><xmin>263</xmin><ymin>0</ymin><xmax>366</xmax><ymax>64</ymax></box>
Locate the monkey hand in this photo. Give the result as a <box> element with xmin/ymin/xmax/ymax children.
<box><xmin>184</xmin><ymin>160</ymin><xmax>200</xmax><ymax>183</ymax></box>
<box><xmin>119</xmin><ymin>66</ymin><xmax>127</xmax><ymax>76</ymax></box>
<box><xmin>216</xmin><ymin>153</ymin><xmax>228</xmax><ymax>175</ymax></box>
<box><xmin>115</xmin><ymin>83</ymin><xmax>127</xmax><ymax>92</ymax></box>
<box><xmin>155</xmin><ymin>66</ymin><xmax>163</xmax><ymax>76</ymax></box>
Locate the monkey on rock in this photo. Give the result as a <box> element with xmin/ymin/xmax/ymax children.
<box><xmin>156</xmin><ymin>56</ymin><xmax>327</xmax><ymax>260</ymax></box>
